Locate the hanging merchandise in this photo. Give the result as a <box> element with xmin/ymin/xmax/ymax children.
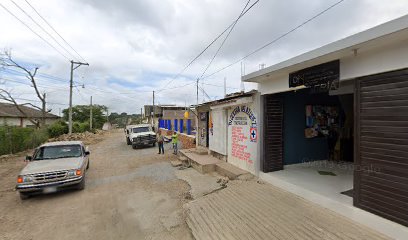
<box><xmin>304</xmin><ymin>105</ymin><xmax>339</xmax><ymax>138</ymax></box>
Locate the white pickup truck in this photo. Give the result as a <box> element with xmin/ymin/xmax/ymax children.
<box><xmin>125</xmin><ymin>124</ymin><xmax>156</xmax><ymax>149</ymax></box>
<box><xmin>16</xmin><ymin>141</ymin><xmax>90</xmax><ymax>200</ymax></box>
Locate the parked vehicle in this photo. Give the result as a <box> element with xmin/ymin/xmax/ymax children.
<box><xmin>15</xmin><ymin>141</ymin><xmax>90</xmax><ymax>200</ymax></box>
<box><xmin>125</xmin><ymin>124</ymin><xmax>156</xmax><ymax>149</ymax></box>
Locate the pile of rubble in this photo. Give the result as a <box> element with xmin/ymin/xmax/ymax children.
<box><xmin>48</xmin><ymin>130</ymin><xmax>106</xmax><ymax>145</ymax></box>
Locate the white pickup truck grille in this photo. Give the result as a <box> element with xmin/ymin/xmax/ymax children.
<box><xmin>33</xmin><ymin>171</ymin><xmax>68</xmax><ymax>183</ymax></box>
<box><xmin>133</xmin><ymin>134</ymin><xmax>155</xmax><ymax>142</ymax></box>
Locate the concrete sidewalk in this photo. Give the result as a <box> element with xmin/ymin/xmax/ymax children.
<box><xmin>185</xmin><ymin>180</ymin><xmax>391</xmax><ymax>240</ymax></box>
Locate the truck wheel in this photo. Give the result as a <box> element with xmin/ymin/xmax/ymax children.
<box><xmin>19</xmin><ymin>192</ymin><xmax>30</xmax><ymax>200</ymax></box>
<box><xmin>86</xmin><ymin>161</ymin><xmax>90</xmax><ymax>170</ymax></box>
<box><xmin>132</xmin><ymin>144</ymin><xmax>137</xmax><ymax>149</ymax></box>
<box><xmin>126</xmin><ymin>137</ymin><xmax>131</xmax><ymax>145</ymax></box>
<box><xmin>77</xmin><ymin>175</ymin><xmax>86</xmax><ymax>190</ymax></box>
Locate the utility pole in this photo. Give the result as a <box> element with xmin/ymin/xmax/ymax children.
<box><xmin>42</xmin><ymin>93</ymin><xmax>46</xmax><ymax>127</ymax></box>
<box><xmin>224</xmin><ymin>77</ymin><xmax>227</xmax><ymax>97</ymax></box>
<box><xmin>69</xmin><ymin>60</ymin><xmax>89</xmax><ymax>135</ymax></box>
<box><xmin>152</xmin><ymin>91</ymin><xmax>155</xmax><ymax>126</ymax></box>
<box><xmin>140</xmin><ymin>107</ymin><xmax>142</xmax><ymax>124</ymax></box>
<box><xmin>90</xmin><ymin>96</ymin><xmax>93</xmax><ymax>130</ymax></box>
<box><xmin>195</xmin><ymin>78</ymin><xmax>199</xmax><ymax>148</ymax></box>
<box><xmin>196</xmin><ymin>78</ymin><xmax>199</xmax><ymax>105</ymax></box>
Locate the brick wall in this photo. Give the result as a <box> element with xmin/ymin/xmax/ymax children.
<box><xmin>159</xmin><ymin>128</ymin><xmax>195</xmax><ymax>149</ymax></box>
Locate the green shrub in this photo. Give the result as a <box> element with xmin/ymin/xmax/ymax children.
<box><xmin>79</xmin><ymin>122</ymin><xmax>90</xmax><ymax>132</ymax></box>
<box><xmin>0</xmin><ymin>126</ymin><xmax>49</xmax><ymax>155</ymax></box>
<box><xmin>47</xmin><ymin>121</ymin><xmax>68</xmax><ymax>138</ymax></box>
<box><xmin>71</xmin><ymin>122</ymin><xmax>90</xmax><ymax>133</ymax></box>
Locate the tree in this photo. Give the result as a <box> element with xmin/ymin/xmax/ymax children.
<box><xmin>62</xmin><ymin>105</ymin><xmax>107</xmax><ymax>129</ymax></box>
<box><xmin>0</xmin><ymin>50</ymin><xmax>48</xmax><ymax>128</ymax></box>
<box><xmin>108</xmin><ymin>112</ymin><xmax>119</xmax><ymax>122</ymax></box>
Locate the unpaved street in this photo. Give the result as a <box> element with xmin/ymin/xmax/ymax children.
<box><xmin>0</xmin><ymin>131</ymin><xmax>193</xmax><ymax>240</ymax></box>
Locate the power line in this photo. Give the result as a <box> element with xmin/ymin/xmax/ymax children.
<box><xmin>197</xmin><ymin>0</ymin><xmax>257</xmax><ymax>101</ymax></box>
<box><xmin>24</xmin><ymin>0</ymin><xmax>86</xmax><ymax>62</ymax></box>
<box><xmin>198</xmin><ymin>85</ymin><xmax>212</xmax><ymax>102</ymax></box>
<box><xmin>0</xmin><ymin>2</ymin><xmax>70</xmax><ymax>61</ymax></box>
<box><xmin>0</xmin><ymin>77</ymin><xmax>68</xmax><ymax>90</ymax></box>
<box><xmin>10</xmin><ymin>0</ymin><xmax>79</xmax><ymax>61</ymax></box>
<box><xmin>13</xmin><ymin>96</ymin><xmax>68</xmax><ymax>106</ymax></box>
<box><xmin>3</xmin><ymin>67</ymin><xmax>83</xmax><ymax>86</ymax></box>
<box><xmin>157</xmin><ymin>0</ymin><xmax>259</xmax><ymax>92</ymax></box>
<box><xmin>3</xmin><ymin>68</ymin><xmax>69</xmax><ymax>84</ymax></box>
<box><xmin>199</xmin><ymin>0</ymin><xmax>256</xmax><ymax>79</ymax></box>
<box><xmin>201</xmin><ymin>0</ymin><xmax>346</xmax><ymax>80</ymax></box>
<box><xmin>75</xmin><ymin>86</ymin><xmax>88</xmax><ymax>103</ymax></box>
<box><xmin>201</xmin><ymin>82</ymin><xmax>238</xmax><ymax>89</ymax></box>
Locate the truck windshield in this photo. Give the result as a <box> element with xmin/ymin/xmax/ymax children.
<box><xmin>33</xmin><ymin>145</ymin><xmax>82</xmax><ymax>160</ymax></box>
<box><xmin>132</xmin><ymin>127</ymin><xmax>150</xmax><ymax>133</ymax></box>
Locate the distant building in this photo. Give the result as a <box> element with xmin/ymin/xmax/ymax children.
<box><xmin>144</xmin><ymin>105</ymin><xmax>193</xmax><ymax>130</ymax></box>
<box><xmin>0</xmin><ymin>102</ymin><xmax>59</xmax><ymax>127</ymax></box>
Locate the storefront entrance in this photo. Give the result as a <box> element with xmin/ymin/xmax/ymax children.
<box><xmin>262</xmin><ymin>69</ymin><xmax>408</xmax><ymax>227</ymax></box>
<box><xmin>264</xmin><ymin>88</ymin><xmax>354</xmax><ymax>165</ymax></box>
<box><xmin>263</xmin><ymin>87</ymin><xmax>355</xmax><ymax>204</ymax></box>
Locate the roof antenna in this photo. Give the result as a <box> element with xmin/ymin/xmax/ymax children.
<box><xmin>240</xmin><ymin>79</ymin><xmax>245</xmax><ymax>93</ymax></box>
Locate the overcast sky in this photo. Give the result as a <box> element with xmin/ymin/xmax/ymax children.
<box><xmin>0</xmin><ymin>0</ymin><xmax>407</xmax><ymax>115</ymax></box>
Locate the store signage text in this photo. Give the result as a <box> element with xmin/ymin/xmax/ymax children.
<box><xmin>228</xmin><ymin>105</ymin><xmax>257</xmax><ymax>127</ymax></box>
<box><xmin>289</xmin><ymin>60</ymin><xmax>340</xmax><ymax>92</ymax></box>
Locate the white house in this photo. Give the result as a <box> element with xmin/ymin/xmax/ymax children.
<box><xmin>0</xmin><ymin>102</ymin><xmax>59</xmax><ymax>127</ymax></box>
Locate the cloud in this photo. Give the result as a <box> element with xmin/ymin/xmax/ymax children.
<box><xmin>0</xmin><ymin>0</ymin><xmax>407</xmax><ymax>115</ymax></box>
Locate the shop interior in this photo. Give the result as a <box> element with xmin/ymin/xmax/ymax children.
<box><xmin>268</xmin><ymin>84</ymin><xmax>355</xmax><ymax>205</ymax></box>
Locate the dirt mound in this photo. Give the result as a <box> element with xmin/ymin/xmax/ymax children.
<box><xmin>48</xmin><ymin>130</ymin><xmax>107</xmax><ymax>145</ymax></box>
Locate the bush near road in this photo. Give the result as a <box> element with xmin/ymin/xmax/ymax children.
<box><xmin>0</xmin><ymin>126</ymin><xmax>48</xmax><ymax>155</ymax></box>
<box><xmin>0</xmin><ymin>121</ymin><xmax>103</xmax><ymax>156</ymax></box>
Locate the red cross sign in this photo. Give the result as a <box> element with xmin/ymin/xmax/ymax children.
<box><xmin>250</xmin><ymin>127</ymin><xmax>257</xmax><ymax>142</ymax></box>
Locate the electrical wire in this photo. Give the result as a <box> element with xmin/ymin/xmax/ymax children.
<box><xmin>201</xmin><ymin>82</ymin><xmax>238</xmax><ymax>89</ymax></box>
<box><xmin>13</xmin><ymin>96</ymin><xmax>68</xmax><ymax>106</ymax></box>
<box><xmin>0</xmin><ymin>77</ymin><xmax>68</xmax><ymax>90</ymax></box>
<box><xmin>157</xmin><ymin>0</ymin><xmax>259</xmax><ymax>93</ymax></box>
<box><xmin>0</xmin><ymin>3</ymin><xmax>70</xmax><ymax>61</ymax></box>
<box><xmin>3</xmin><ymin>68</ymin><xmax>69</xmax><ymax>84</ymax></box>
<box><xmin>201</xmin><ymin>0</ymin><xmax>346</xmax><ymax>80</ymax></box>
<box><xmin>24</xmin><ymin>0</ymin><xmax>87</xmax><ymax>62</ymax></box>
<box><xmin>10</xmin><ymin>0</ymin><xmax>79</xmax><ymax>61</ymax></box>
<box><xmin>199</xmin><ymin>0</ymin><xmax>256</xmax><ymax>80</ymax></box>
<box><xmin>196</xmin><ymin>0</ymin><xmax>257</xmax><ymax>100</ymax></box>
<box><xmin>74</xmin><ymin>86</ymin><xmax>89</xmax><ymax>103</ymax></box>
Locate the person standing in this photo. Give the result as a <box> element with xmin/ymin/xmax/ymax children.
<box><xmin>172</xmin><ymin>131</ymin><xmax>179</xmax><ymax>155</ymax></box>
<box><xmin>156</xmin><ymin>130</ymin><xmax>164</xmax><ymax>154</ymax></box>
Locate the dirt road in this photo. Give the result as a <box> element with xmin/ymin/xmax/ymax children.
<box><xmin>0</xmin><ymin>131</ymin><xmax>193</xmax><ymax>240</ymax></box>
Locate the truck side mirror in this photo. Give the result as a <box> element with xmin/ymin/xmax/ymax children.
<box><xmin>25</xmin><ymin>156</ymin><xmax>32</xmax><ymax>161</ymax></box>
<box><xmin>85</xmin><ymin>151</ymin><xmax>90</xmax><ymax>156</ymax></box>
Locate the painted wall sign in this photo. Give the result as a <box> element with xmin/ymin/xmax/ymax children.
<box><xmin>228</xmin><ymin>105</ymin><xmax>257</xmax><ymax>127</ymax></box>
<box><xmin>231</xmin><ymin>126</ymin><xmax>253</xmax><ymax>164</ymax></box>
<box><xmin>289</xmin><ymin>60</ymin><xmax>340</xmax><ymax>92</ymax></box>
<box><xmin>228</xmin><ymin>104</ymin><xmax>258</xmax><ymax>174</ymax></box>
